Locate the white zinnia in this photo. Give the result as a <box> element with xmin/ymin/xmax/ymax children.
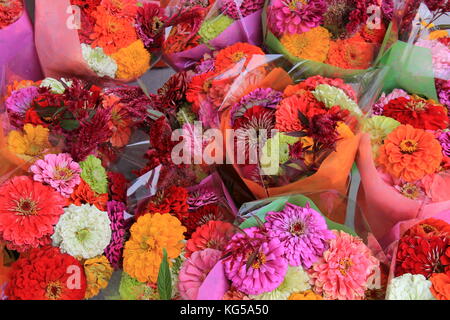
<box><xmin>81</xmin><ymin>44</ymin><xmax>118</xmax><ymax>79</ymax></box>
<box><xmin>40</xmin><ymin>77</ymin><xmax>73</xmax><ymax>94</ymax></box>
<box><xmin>251</xmin><ymin>267</ymin><xmax>311</xmax><ymax>300</ymax></box>
<box><xmin>313</xmin><ymin>84</ymin><xmax>362</xmax><ymax>116</ymax></box>
<box><xmin>52</xmin><ymin>204</ymin><xmax>112</xmax><ymax>259</ymax></box>
<box><xmin>386</xmin><ymin>273</ymin><xmax>435</xmax><ymax>300</ymax></box>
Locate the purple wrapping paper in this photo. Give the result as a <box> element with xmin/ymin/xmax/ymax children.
<box><xmin>196</xmin><ymin>261</ymin><xmax>229</xmax><ymax>300</ymax></box>
<box><xmin>0</xmin><ymin>4</ymin><xmax>43</xmax><ymax>81</ymax></box>
<box><xmin>163</xmin><ymin>9</ymin><xmax>263</xmax><ymax>71</ymax></box>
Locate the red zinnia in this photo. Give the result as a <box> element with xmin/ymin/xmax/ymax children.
<box><xmin>183</xmin><ymin>204</ymin><xmax>232</xmax><ymax>238</ymax></box>
<box><xmin>405</xmin><ymin>218</ymin><xmax>450</xmax><ymax>239</ymax></box>
<box><xmin>395</xmin><ymin>235</ymin><xmax>449</xmax><ymax>278</ymax></box>
<box><xmin>185</xmin><ymin>221</ymin><xmax>235</xmax><ymax>257</ymax></box>
<box><xmin>186</xmin><ymin>71</ymin><xmax>216</xmax><ymax>113</ymax></box>
<box><xmin>108</xmin><ymin>171</ymin><xmax>128</xmax><ymax>202</ymax></box>
<box><xmin>382</xmin><ymin>97</ymin><xmax>448</xmax><ymax>130</ymax></box>
<box><xmin>5</xmin><ymin>247</ymin><xmax>87</xmax><ymax>300</ymax></box>
<box><xmin>0</xmin><ymin>176</ymin><xmax>65</xmax><ymax>251</ymax></box>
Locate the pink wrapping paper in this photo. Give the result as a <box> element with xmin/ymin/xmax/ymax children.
<box><xmin>196</xmin><ymin>260</ymin><xmax>229</xmax><ymax>300</ymax></box>
<box><xmin>0</xmin><ymin>1</ymin><xmax>42</xmax><ymax>81</ymax></box>
<box><xmin>356</xmin><ymin>133</ymin><xmax>450</xmax><ymax>248</ymax></box>
<box><xmin>163</xmin><ymin>9</ymin><xmax>263</xmax><ymax>71</ymax></box>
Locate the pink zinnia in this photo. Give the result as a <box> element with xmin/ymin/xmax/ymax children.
<box><xmin>372</xmin><ymin>89</ymin><xmax>410</xmax><ymax>115</ymax></box>
<box><xmin>264</xmin><ymin>202</ymin><xmax>334</xmax><ymax>269</ymax></box>
<box><xmin>178</xmin><ymin>248</ymin><xmax>222</xmax><ymax>300</ymax></box>
<box><xmin>308</xmin><ymin>230</ymin><xmax>379</xmax><ymax>300</ymax></box>
<box><xmin>267</xmin><ymin>0</ymin><xmax>327</xmax><ymax>36</ymax></box>
<box><xmin>30</xmin><ymin>153</ymin><xmax>82</xmax><ymax>198</ymax></box>
<box><xmin>223</xmin><ymin>227</ymin><xmax>288</xmax><ymax>296</ymax></box>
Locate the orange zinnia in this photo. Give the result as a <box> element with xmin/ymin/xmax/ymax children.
<box><xmin>377</xmin><ymin>125</ymin><xmax>443</xmax><ymax>182</ymax></box>
<box><xmin>430</xmin><ymin>273</ymin><xmax>450</xmax><ymax>300</ymax></box>
<box><xmin>214</xmin><ymin>43</ymin><xmax>264</xmax><ymax>73</ymax></box>
<box><xmin>326</xmin><ymin>35</ymin><xmax>375</xmax><ymax>70</ymax></box>
<box><xmin>90</xmin><ymin>6</ymin><xmax>137</xmax><ymax>54</ymax></box>
<box><xmin>69</xmin><ymin>179</ymin><xmax>108</xmax><ymax>211</ymax></box>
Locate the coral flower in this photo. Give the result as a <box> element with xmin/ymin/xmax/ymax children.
<box><xmin>5</xmin><ymin>247</ymin><xmax>86</xmax><ymax>300</ymax></box>
<box><xmin>0</xmin><ymin>0</ymin><xmax>23</xmax><ymax>29</ymax></box>
<box><xmin>308</xmin><ymin>231</ymin><xmax>379</xmax><ymax>300</ymax></box>
<box><xmin>377</xmin><ymin>125</ymin><xmax>443</xmax><ymax>182</ymax></box>
<box><xmin>84</xmin><ymin>255</ymin><xmax>113</xmax><ymax>299</ymax></box>
<box><xmin>275</xmin><ymin>92</ymin><xmax>326</xmax><ymax>132</ymax></box>
<box><xmin>7</xmin><ymin>124</ymin><xmax>51</xmax><ymax>158</ymax></box>
<box><xmin>101</xmin><ymin>0</ymin><xmax>138</xmax><ymax>20</ymax></box>
<box><xmin>90</xmin><ymin>6</ymin><xmax>137</xmax><ymax>54</ymax></box>
<box><xmin>406</xmin><ymin>218</ymin><xmax>450</xmax><ymax>239</ymax></box>
<box><xmin>0</xmin><ymin>176</ymin><xmax>65</xmax><ymax>250</ymax></box>
<box><xmin>30</xmin><ymin>153</ymin><xmax>81</xmax><ymax>198</ymax></box>
<box><xmin>326</xmin><ymin>35</ymin><xmax>375</xmax><ymax>70</ymax></box>
<box><xmin>264</xmin><ymin>203</ymin><xmax>335</xmax><ymax>268</ymax></box>
<box><xmin>280</xmin><ymin>26</ymin><xmax>331</xmax><ymax>63</ymax></box>
<box><xmin>223</xmin><ymin>227</ymin><xmax>288</xmax><ymax>296</ymax></box>
<box><xmin>178</xmin><ymin>248</ymin><xmax>222</xmax><ymax>300</ymax></box>
<box><xmin>430</xmin><ymin>273</ymin><xmax>450</xmax><ymax>300</ymax></box>
<box><xmin>111</xmin><ymin>40</ymin><xmax>151</xmax><ymax>81</ymax></box>
<box><xmin>69</xmin><ymin>179</ymin><xmax>108</xmax><ymax>211</ymax></box>
<box><xmin>186</xmin><ymin>71</ymin><xmax>216</xmax><ymax>113</ymax></box>
<box><xmin>214</xmin><ymin>43</ymin><xmax>264</xmax><ymax>73</ymax></box>
<box><xmin>185</xmin><ymin>221</ymin><xmax>235</xmax><ymax>257</ymax></box>
<box><xmin>382</xmin><ymin>96</ymin><xmax>448</xmax><ymax>130</ymax></box>
<box><xmin>123</xmin><ymin>213</ymin><xmax>186</xmax><ymax>283</ymax></box>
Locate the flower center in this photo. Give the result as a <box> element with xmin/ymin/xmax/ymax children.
<box><xmin>406</xmin><ymin>100</ymin><xmax>427</xmax><ymax>111</ymax></box>
<box><xmin>399</xmin><ymin>139</ymin><xmax>418</xmax><ymax>154</ymax></box>
<box><xmin>338</xmin><ymin>258</ymin><xmax>353</xmax><ymax>276</ymax></box>
<box><xmin>399</xmin><ymin>183</ymin><xmax>421</xmax><ymax>200</ymax></box>
<box><xmin>287</xmin><ymin>0</ymin><xmax>308</xmax><ymax>11</ymax></box>
<box><xmin>421</xmin><ymin>224</ymin><xmax>437</xmax><ymax>234</ymax></box>
<box><xmin>45</xmin><ymin>281</ymin><xmax>63</xmax><ymax>300</ymax></box>
<box><xmin>140</xmin><ymin>236</ymin><xmax>156</xmax><ymax>251</ymax></box>
<box><xmin>231</xmin><ymin>51</ymin><xmax>246</xmax><ymax>63</ymax></box>
<box><xmin>54</xmin><ymin>166</ymin><xmax>74</xmax><ymax>181</ymax></box>
<box><xmin>247</xmin><ymin>251</ymin><xmax>267</xmax><ymax>269</ymax></box>
<box><xmin>76</xmin><ymin>228</ymin><xmax>90</xmax><ymax>242</ymax></box>
<box><xmin>15</xmin><ymin>198</ymin><xmax>38</xmax><ymax>216</ymax></box>
<box><xmin>290</xmin><ymin>221</ymin><xmax>306</xmax><ymax>236</ymax></box>
<box><xmin>152</xmin><ymin>16</ymin><xmax>164</xmax><ymax>32</ymax></box>
<box><xmin>202</xmin><ymin>80</ymin><xmax>212</xmax><ymax>92</ymax></box>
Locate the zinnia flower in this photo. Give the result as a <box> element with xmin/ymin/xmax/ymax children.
<box><xmin>312</xmin><ymin>84</ymin><xmax>361</xmax><ymax>115</ymax></box>
<box><xmin>376</xmin><ymin>125</ymin><xmax>443</xmax><ymax>182</ymax></box>
<box><xmin>111</xmin><ymin>40</ymin><xmax>151</xmax><ymax>81</ymax></box>
<box><xmin>0</xmin><ymin>176</ymin><xmax>65</xmax><ymax>251</ymax></box>
<box><xmin>416</xmin><ymin>39</ymin><xmax>450</xmax><ymax>80</ymax></box>
<box><xmin>80</xmin><ymin>155</ymin><xmax>108</xmax><ymax>194</ymax></box>
<box><xmin>30</xmin><ymin>153</ymin><xmax>81</xmax><ymax>198</ymax></box>
<box><xmin>5</xmin><ymin>247</ymin><xmax>87</xmax><ymax>300</ymax></box>
<box><xmin>267</xmin><ymin>0</ymin><xmax>327</xmax><ymax>36</ymax></box>
<box><xmin>280</xmin><ymin>26</ymin><xmax>331</xmax><ymax>63</ymax></box>
<box><xmin>104</xmin><ymin>200</ymin><xmax>127</xmax><ymax>269</ymax></box>
<box><xmin>406</xmin><ymin>218</ymin><xmax>450</xmax><ymax>239</ymax></box>
<box><xmin>83</xmin><ymin>255</ymin><xmax>113</xmax><ymax>299</ymax></box>
<box><xmin>123</xmin><ymin>213</ymin><xmax>186</xmax><ymax>283</ymax></box>
<box><xmin>223</xmin><ymin>227</ymin><xmax>288</xmax><ymax>296</ymax></box>
<box><xmin>198</xmin><ymin>14</ymin><xmax>233</xmax><ymax>43</ymax></box>
<box><xmin>214</xmin><ymin>42</ymin><xmax>265</xmax><ymax>73</ymax></box>
<box><xmin>288</xmin><ymin>290</ymin><xmax>323</xmax><ymax>300</ymax></box>
<box><xmin>101</xmin><ymin>0</ymin><xmax>138</xmax><ymax>19</ymax></box>
<box><xmin>220</xmin><ymin>0</ymin><xmax>264</xmax><ymax>19</ymax></box>
<box><xmin>308</xmin><ymin>230</ymin><xmax>379</xmax><ymax>300</ymax></box>
<box><xmin>395</xmin><ymin>235</ymin><xmax>448</xmax><ymax>279</ymax></box>
<box><xmin>386</xmin><ymin>274</ymin><xmax>435</xmax><ymax>300</ymax></box>
<box><xmin>187</xmin><ymin>190</ymin><xmax>220</xmax><ymax>211</ymax></box>
<box><xmin>362</xmin><ymin>116</ymin><xmax>401</xmax><ymax>156</ymax></box>
<box><xmin>135</xmin><ymin>3</ymin><xmax>167</xmax><ymax>50</ymax></box>
<box><xmin>52</xmin><ymin>204</ymin><xmax>112</xmax><ymax>259</ymax></box>
<box><xmin>264</xmin><ymin>203</ymin><xmax>334</xmax><ymax>268</ymax></box>
<box><xmin>372</xmin><ymin>89</ymin><xmax>410</xmax><ymax>115</ymax></box>
<box><xmin>382</xmin><ymin>96</ymin><xmax>448</xmax><ymax>130</ymax></box>
<box><xmin>223</xmin><ymin>289</ymin><xmax>251</xmax><ymax>300</ymax></box>
<box><xmin>430</xmin><ymin>273</ymin><xmax>450</xmax><ymax>300</ymax></box>
<box><xmin>81</xmin><ymin>44</ymin><xmax>117</xmax><ymax>78</ymax></box>
<box><xmin>69</xmin><ymin>179</ymin><xmax>108</xmax><ymax>211</ymax></box>
<box><xmin>40</xmin><ymin>77</ymin><xmax>72</xmax><ymax>94</ymax></box>
<box><xmin>178</xmin><ymin>248</ymin><xmax>222</xmax><ymax>300</ymax></box>
<box><xmin>5</xmin><ymin>86</ymin><xmax>39</xmax><ymax>128</ymax></box>
<box><xmin>185</xmin><ymin>221</ymin><xmax>235</xmax><ymax>258</ymax></box>
<box><xmin>107</xmin><ymin>171</ymin><xmax>128</xmax><ymax>202</ymax></box>
<box><xmin>0</xmin><ymin>0</ymin><xmax>23</xmax><ymax>28</ymax></box>
<box><xmin>326</xmin><ymin>35</ymin><xmax>375</xmax><ymax>70</ymax></box>
<box><xmin>251</xmin><ymin>266</ymin><xmax>311</xmax><ymax>300</ymax></box>
<box><xmin>436</xmin><ymin>79</ymin><xmax>449</xmax><ymax>108</ymax></box>
<box><xmin>7</xmin><ymin>124</ymin><xmax>51</xmax><ymax>158</ymax></box>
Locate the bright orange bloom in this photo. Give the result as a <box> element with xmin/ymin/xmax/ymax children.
<box><xmin>111</xmin><ymin>40</ymin><xmax>150</xmax><ymax>80</ymax></box>
<box><xmin>90</xmin><ymin>6</ymin><xmax>137</xmax><ymax>54</ymax></box>
<box><xmin>214</xmin><ymin>42</ymin><xmax>264</xmax><ymax>73</ymax></box>
<box><xmin>288</xmin><ymin>290</ymin><xmax>323</xmax><ymax>300</ymax></box>
<box><xmin>326</xmin><ymin>35</ymin><xmax>375</xmax><ymax>70</ymax></box>
<box><xmin>102</xmin><ymin>95</ymin><xmax>132</xmax><ymax>147</ymax></box>
<box><xmin>377</xmin><ymin>125</ymin><xmax>443</xmax><ymax>182</ymax></box>
<box><xmin>69</xmin><ymin>179</ymin><xmax>108</xmax><ymax>211</ymax></box>
<box><xmin>102</xmin><ymin>0</ymin><xmax>138</xmax><ymax>20</ymax></box>
<box><xmin>430</xmin><ymin>273</ymin><xmax>450</xmax><ymax>300</ymax></box>
<box><xmin>280</xmin><ymin>27</ymin><xmax>331</xmax><ymax>63</ymax></box>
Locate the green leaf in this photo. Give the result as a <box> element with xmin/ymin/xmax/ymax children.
<box><xmin>60</xmin><ymin>119</ymin><xmax>80</xmax><ymax>131</ymax></box>
<box><xmin>157</xmin><ymin>248</ymin><xmax>172</xmax><ymax>300</ymax></box>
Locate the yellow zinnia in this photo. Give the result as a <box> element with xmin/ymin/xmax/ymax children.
<box><xmin>84</xmin><ymin>256</ymin><xmax>113</xmax><ymax>299</ymax></box>
<box><xmin>281</xmin><ymin>27</ymin><xmax>331</xmax><ymax>63</ymax></box>
<box><xmin>111</xmin><ymin>40</ymin><xmax>151</xmax><ymax>81</ymax></box>
<box><xmin>7</xmin><ymin>124</ymin><xmax>50</xmax><ymax>158</ymax></box>
<box><xmin>123</xmin><ymin>213</ymin><xmax>186</xmax><ymax>283</ymax></box>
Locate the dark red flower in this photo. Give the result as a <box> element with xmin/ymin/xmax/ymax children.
<box><xmin>306</xmin><ymin>106</ymin><xmax>349</xmax><ymax>149</ymax></box>
<box><xmin>289</xmin><ymin>141</ymin><xmax>306</xmax><ymax>161</ymax></box>
<box><xmin>135</xmin><ymin>3</ymin><xmax>167</xmax><ymax>51</ymax></box>
<box><xmin>154</xmin><ymin>71</ymin><xmax>189</xmax><ymax>113</ymax></box>
<box><xmin>5</xmin><ymin>247</ymin><xmax>87</xmax><ymax>300</ymax></box>
<box><xmin>183</xmin><ymin>204</ymin><xmax>232</xmax><ymax>238</ymax></box>
<box><xmin>108</xmin><ymin>171</ymin><xmax>128</xmax><ymax>202</ymax></box>
<box><xmin>382</xmin><ymin>97</ymin><xmax>448</xmax><ymax>130</ymax></box>
<box><xmin>395</xmin><ymin>235</ymin><xmax>449</xmax><ymax>278</ymax></box>
<box><xmin>104</xmin><ymin>86</ymin><xmax>152</xmax><ymax>121</ymax></box>
<box><xmin>71</xmin><ymin>0</ymin><xmax>101</xmax><ymax>15</ymax></box>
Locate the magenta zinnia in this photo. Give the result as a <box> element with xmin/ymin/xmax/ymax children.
<box><xmin>264</xmin><ymin>202</ymin><xmax>334</xmax><ymax>268</ymax></box>
<box><xmin>223</xmin><ymin>227</ymin><xmax>288</xmax><ymax>295</ymax></box>
<box><xmin>30</xmin><ymin>153</ymin><xmax>82</xmax><ymax>198</ymax></box>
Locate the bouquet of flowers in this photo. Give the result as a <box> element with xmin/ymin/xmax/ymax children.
<box><xmin>34</xmin><ymin>0</ymin><xmax>155</xmax><ymax>82</ymax></box>
<box><xmin>263</xmin><ymin>0</ymin><xmax>392</xmax><ymax>74</ymax></box>
<box><xmin>385</xmin><ymin>215</ymin><xmax>450</xmax><ymax>300</ymax></box>
<box><xmin>162</xmin><ymin>0</ymin><xmax>265</xmax><ymax>70</ymax></box>
<box><xmin>0</xmin><ymin>0</ymin><xmax>42</xmax><ymax>81</ymax></box>
<box><xmin>194</xmin><ymin>194</ymin><xmax>386</xmax><ymax>300</ymax></box>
